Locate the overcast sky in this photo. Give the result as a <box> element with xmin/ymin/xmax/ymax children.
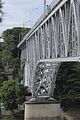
<box><xmin>0</xmin><ymin>0</ymin><xmax>59</xmax><ymax>36</ymax></box>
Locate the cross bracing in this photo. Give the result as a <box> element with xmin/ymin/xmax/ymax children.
<box><xmin>18</xmin><ymin>0</ymin><xmax>80</xmax><ymax>98</ymax></box>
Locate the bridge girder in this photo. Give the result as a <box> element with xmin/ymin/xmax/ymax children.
<box><xmin>18</xmin><ymin>0</ymin><xmax>80</xmax><ymax>98</ymax></box>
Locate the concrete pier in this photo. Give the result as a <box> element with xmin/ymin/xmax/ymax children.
<box><xmin>24</xmin><ymin>101</ymin><xmax>61</xmax><ymax>120</ymax></box>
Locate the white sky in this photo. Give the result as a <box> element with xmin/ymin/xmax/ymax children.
<box><xmin>0</xmin><ymin>0</ymin><xmax>59</xmax><ymax>36</ymax></box>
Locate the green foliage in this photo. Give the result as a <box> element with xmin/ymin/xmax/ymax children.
<box><xmin>54</xmin><ymin>62</ymin><xmax>80</xmax><ymax>109</ymax></box>
<box><xmin>0</xmin><ymin>0</ymin><xmax>2</xmax><ymax>8</ymax></box>
<box><xmin>0</xmin><ymin>116</ymin><xmax>16</xmax><ymax>120</ymax></box>
<box><xmin>0</xmin><ymin>41</ymin><xmax>8</xmax><ymax>88</ymax></box>
<box><xmin>0</xmin><ymin>80</ymin><xmax>27</xmax><ymax>112</ymax></box>
<box><xmin>0</xmin><ymin>51</ymin><xmax>2</xmax><ymax>64</ymax></box>
<box><xmin>0</xmin><ymin>27</ymin><xmax>30</xmax><ymax>114</ymax></box>
<box><xmin>2</xmin><ymin>27</ymin><xmax>29</xmax><ymax>67</ymax></box>
<box><xmin>0</xmin><ymin>110</ymin><xmax>24</xmax><ymax>120</ymax></box>
<box><xmin>2</xmin><ymin>27</ymin><xmax>30</xmax><ymax>47</ymax></box>
<box><xmin>0</xmin><ymin>72</ymin><xmax>8</xmax><ymax>87</ymax></box>
<box><xmin>0</xmin><ymin>42</ymin><xmax>4</xmax><ymax>64</ymax></box>
<box><xmin>0</xmin><ymin>0</ymin><xmax>3</xmax><ymax>22</ymax></box>
<box><xmin>17</xmin><ymin>59</ymin><xmax>26</xmax><ymax>82</ymax></box>
<box><xmin>2</xmin><ymin>48</ymin><xmax>13</xmax><ymax>66</ymax></box>
<box><xmin>2</xmin><ymin>27</ymin><xmax>30</xmax><ymax>79</ymax></box>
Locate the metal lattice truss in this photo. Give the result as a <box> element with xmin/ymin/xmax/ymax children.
<box><xmin>18</xmin><ymin>0</ymin><xmax>80</xmax><ymax>97</ymax></box>
<box><xmin>33</xmin><ymin>62</ymin><xmax>60</xmax><ymax>97</ymax></box>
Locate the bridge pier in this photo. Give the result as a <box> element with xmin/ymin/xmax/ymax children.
<box><xmin>24</xmin><ymin>101</ymin><xmax>61</xmax><ymax>120</ymax></box>
<box><xmin>24</xmin><ymin>62</ymin><xmax>61</xmax><ymax>120</ymax></box>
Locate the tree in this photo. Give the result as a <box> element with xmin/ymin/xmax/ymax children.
<box><xmin>17</xmin><ymin>59</ymin><xmax>25</xmax><ymax>82</ymax></box>
<box><xmin>0</xmin><ymin>80</ymin><xmax>27</xmax><ymax>114</ymax></box>
<box><xmin>2</xmin><ymin>27</ymin><xmax>30</xmax><ymax>79</ymax></box>
<box><xmin>2</xmin><ymin>27</ymin><xmax>30</xmax><ymax>66</ymax></box>
<box><xmin>64</xmin><ymin>63</ymin><xmax>80</xmax><ymax>104</ymax></box>
<box><xmin>0</xmin><ymin>51</ymin><xmax>2</xmax><ymax>65</ymax></box>
<box><xmin>54</xmin><ymin>62</ymin><xmax>75</xmax><ymax>99</ymax></box>
<box><xmin>0</xmin><ymin>72</ymin><xmax>8</xmax><ymax>85</ymax></box>
<box><xmin>54</xmin><ymin>62</ymin><xmax>80</xmax><ymax>110</ymax></box>
<box><xmin>2</xmin><ymin>48</ymin><xmax>13</xmax><ymax>66</ymax></box>
<box><xmin>0</xmin><ymin>0</ymin><xmax>3</xmax><ymax>22</ymax></box>
<box><xmin>0</xmin><ymin>69</ymin><xmax>8</xmax><ymax>115</ymax></box>
<box><xmin>0</xmin><ymin>41</ymin><xmax>4</xmax><ymax>66</ymax></box>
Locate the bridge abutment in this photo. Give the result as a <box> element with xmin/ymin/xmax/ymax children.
<box><xmin>24</xmin><ymin>101</ymin><xmax>61</xmax><ymax>120</ymax></box>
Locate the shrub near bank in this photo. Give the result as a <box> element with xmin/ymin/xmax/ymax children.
<box><xmin>0</xmin><ymin>80</ymin><xmax>26</xmax><ymax>114</ymax></box>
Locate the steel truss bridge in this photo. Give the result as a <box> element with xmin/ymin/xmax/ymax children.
<box><xmin>18</xmin><ymin>0</ymin><xmax>80</xmax><ymax>99</ymax></box>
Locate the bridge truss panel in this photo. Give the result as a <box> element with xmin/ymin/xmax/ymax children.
<box><xmin>22</xmin><ymin>0</ymin><xmax>80</xmax><ymax>96</ymax></box>
<box><xmin>25</xmin><ymin>0</ymin><xmax>80</xmax><ymax>59</ymax></box>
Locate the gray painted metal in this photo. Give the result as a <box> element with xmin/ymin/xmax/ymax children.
<box><xmin>18</xmin><ymin>0</ymin><xmax>80</xmax><ymax>98</ymax></box>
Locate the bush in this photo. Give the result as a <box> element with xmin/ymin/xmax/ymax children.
<box><xmin>0</xmin><ymin>80</ymin><xmax>26</xmax><ymax>113</ymax></box>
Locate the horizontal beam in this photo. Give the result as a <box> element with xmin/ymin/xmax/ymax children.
<box><xmin>38</xmin><ymin>57</ymin><xmax>80</xmax><ymax>63</ymax></box>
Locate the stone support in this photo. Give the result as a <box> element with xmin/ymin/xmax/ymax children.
<box><xmin>24</xmin><ymin>101</ymin><xmax>61</xmax><ymax>120</ymax></box>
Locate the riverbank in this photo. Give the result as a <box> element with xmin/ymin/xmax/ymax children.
<box><xmin>61</xmin><ymin>107</ymin><xmax>80</xmax><ymax>120</ymax></box>
<box><xmin>0</xmin><ymin>110</ymin><xmax>24</xmax><ymax>120</ymax></box>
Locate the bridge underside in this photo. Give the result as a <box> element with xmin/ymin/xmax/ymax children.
<box><xmin>26</xmin><ymin>57</ymin><xmax>80</xmax><ymax>99</ymax></box>
<box><xmin>33</xmin><ymin>62</ymin><xmax>60</xmax><ymax>98</ymax></box>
